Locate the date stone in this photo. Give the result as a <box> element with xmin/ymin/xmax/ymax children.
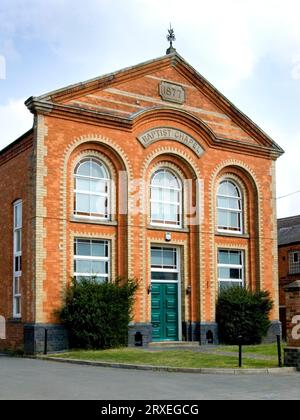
<box><xmin>159</xmin><ymin>81</ymin><xmax>185</xmax><ymax>104</ymax></box>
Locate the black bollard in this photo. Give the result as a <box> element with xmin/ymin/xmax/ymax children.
<box><xmin>44</xmin><ymin>328</ymin><xmax>48</xmax><ymax>355</ymax></box>
<box><xmin>238</xmin><ymin>335</ymin><xmax>243</xmax><ymax>368</ymax></box>
<box><xmin>276</xmin><ymin>335</ymin><xmax>282</xmax><ymax>368</ymax></box>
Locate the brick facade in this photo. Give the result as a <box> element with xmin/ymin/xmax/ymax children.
<box><xmin>0</xmin><ymin>131</ymin><xmax>34</xmax><ymax>351</ymax></box>
<box><xmin>279</xmin><ymin>244</ymin><xmax>300</xmax><ymax>305</ymax></box>
<box><xmin>0</xmin><ymin>52</ymin><xmax>283</xmax><ymax>353</ymax></box>
<box><xmin>278</xmin><ymin>216</ymin><xmax>300</xmax><ymax>340</ymax></box>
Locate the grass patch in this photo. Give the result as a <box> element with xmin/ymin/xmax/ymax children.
<box><xmin>51</xmin><ymin>348</ymin><xmax>278</xmax><ymax>369</ymax></box>
<box><xmin>215</xmin><ymin>343</ymin><xmax>282</xmax><ymax>357</ymax></box>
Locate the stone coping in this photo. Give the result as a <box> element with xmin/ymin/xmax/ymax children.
<box><xmin>284</xmin><ymin>280</ymin><xmax>300</xmax><ymax>292</ymax></box>
<box><xmin>35</xmin><ymin>356</ymin><xmax>298</xmax><ymax>376</ymax></box>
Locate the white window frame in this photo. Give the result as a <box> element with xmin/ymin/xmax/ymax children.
<box><xmin>74</xmin><ymin>238</ymin><xmax>110</xmax><ymax>282</ymax></box>
<box><xmin>217</xmin><ymin>180</ymin><xmax>243</xmax><ymax>235</ymax></box>
<box><xmin>150</xmin><ymin>169</ymin><xmax>183</xmax><ymax>229</ymax></box>
<box><xmin>289</xmin><ymin>251</ymin><xmax>300</xmax><ymax>275</ymax></box>
<box><xmin>218</xmin><ymin>249</ymin><xmax>244</xmax><ymax>292</ymax></box>
<box><xmin>151</xmin><ymin>246</ymin><xmax>180</xmax><ymax>283</ymax></box>
<box><xmin>13</xmin><ymin>200</ymin><xmax>22</xmax><ymax>318</ymax></box>
<box><xmin>74</xmin><ymin>158</ymin><xmax>111</xmax><ymax>221</ymax></box>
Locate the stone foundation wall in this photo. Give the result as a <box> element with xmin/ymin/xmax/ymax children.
<box><xmin>199</xmin><ymin>323</ymin><xmax>219</xmax><ymax>345</ymax></box>
<box><xmin>24</xmin><ymin>324</ymin><xmax>69</xmax><ymax>355</ymax></box>
<box><xmin>128</xmin><ymin>323</ymin><xmax>152</xmax><ymax>347</ymax></box>
<box><xmin>284</xmin><ymin>347</ymin><xmax>300</xmax><ymax>370</ymax></box>
<box><xmin>262</xmin><ymin>320</ymin><xmax>282</xmax><ymax>344</ymax></box>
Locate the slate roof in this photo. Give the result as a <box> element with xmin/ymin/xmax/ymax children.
<box><xmin>278</xmin><ymin>215</ymin><xmax>300</xmax><ymax>246</ymax></box>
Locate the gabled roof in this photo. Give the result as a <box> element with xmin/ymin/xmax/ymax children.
<box><xmin>24</xmin><ymin>51</ymin><xmax>283</xmax><ymax>158</ymax></box>
<box><xmin>278</xmin><ymin>215</ymin><xmax>300</xmax><ymax>246</ymax></box>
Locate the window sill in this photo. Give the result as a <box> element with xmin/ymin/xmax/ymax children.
<box><xmin>147</xmin><ymin>225</ymin><xmax>189</xmax><ymax>233</ymax></box>
<box><xmin>8</xmin><ymin>318</ymin><xmax>22</xmax><ymax>323</ymax></box>
<box><xmin>215</xmin><ymin>232</ymin><xmax>250</xmax><ymax>239</ymax></box>
<box><xmin>70</xmin><ymin>217</ymin><xmax>117</xmax><ymax>227</ymax></box>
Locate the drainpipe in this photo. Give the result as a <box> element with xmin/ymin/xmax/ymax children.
<box><xmin>186</xmin><ymin>285</ymin><xmax>192</xmax><ymax>341</ymax></box>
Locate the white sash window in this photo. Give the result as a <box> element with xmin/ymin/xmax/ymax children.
<box><xmin>217</xmin><ymin>180</ymin><xmax>243</xmax><ymax>234</ymax></box>
<box><xmin>13</xmin><ymin>200</ymin><xmax>22</xmax><ymax>318</ymax></box>
<box><xmin>289</xmin><ymin>251</ymin><xmax>300</xmax><ymax>274</ymax></box>
<box><xmin>74</xmin><ymin>238</ymin><xmax>110</xmax><ymax>282</ymax></box>
<box><xmin>74</xmin><ymin>158</ymin><xmax>110</xmax><ymax>220</ymax></box>
<box><xmin>218</xmin><ymin>249</ymin><xmax>244</xmax><ymax>293</ymax></box>
<box><xmin>150</xmin><ymin>169</ymin><xmax>182</xmax><ymax>228</ymax></box>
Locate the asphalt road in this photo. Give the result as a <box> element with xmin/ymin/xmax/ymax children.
<box><xmin>0</xmin><ymin>356</ymin><xmax>299</xmax><ymax>400</ymax></box>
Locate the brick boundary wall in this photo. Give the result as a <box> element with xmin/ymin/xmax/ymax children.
<box><xmin>284</xmin><ymin>280</ymin><xmax>300</xmax><ymax>369</ymax></box>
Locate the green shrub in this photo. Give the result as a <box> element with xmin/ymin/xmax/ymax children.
<box><xmin>216</xmin><ymin>286</ymin><xmax>273</xmax><ymax>345</ymax></box>
<box><xmin>60</xmin><ymin>277</ymin><xmax>138</xmax><ymax>349</ymax></box>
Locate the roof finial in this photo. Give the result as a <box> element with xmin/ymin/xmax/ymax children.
<box><xmin>166</xmin><ymin>24</ymin><xmax>176</xmax><ymax>55</ymax></box>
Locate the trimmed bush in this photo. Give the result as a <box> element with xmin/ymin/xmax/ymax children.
<box><xmin>60</xmin><ymin>277</ymin><xmax>138</xmax><ymax>349</ymax></box>
<box><xmin>216</xmin><ymin>286</ymin><xmax>273</xmax><ymax>345</ymax></box>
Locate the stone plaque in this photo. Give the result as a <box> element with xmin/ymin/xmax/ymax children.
<box><xmin>137</xmin><ymin>127</ymin><xmax>204</xmax><ymax>158</ymax></box>
<box><xmin>159</xmin><ymin>81</ymin><xmax>185</xmax><ymax>104</ymax></box>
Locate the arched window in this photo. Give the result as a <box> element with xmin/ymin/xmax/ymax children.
<box><xmin>150</xmin><ymin>169</ymin><xmax>182</xmax><ymax>228</ymax></box>
<box><xmin>217</xmin><ymin>180</ymin><xmax>243</xmax><ymax>233</ymax></box>
<box><xmin>74</xmin><ymin>158</ymin><xmax>110</xmax><ymax>220</ymax></box>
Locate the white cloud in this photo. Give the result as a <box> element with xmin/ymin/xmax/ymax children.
<box><xmin>276</xmin><ymin>130</ymin><xmax>300</xmax><ymax>218</ymax></box>
<box><xmin>0</xmin><ymin>98</ymin><xmax>32</xmax><ymax>150</ymax></box>
<box><xmin>291</xmin><ymin>55</ymin><xmax>300</xmax><ymax>80</ymax></box>
<box><xmin>132</xmin><ymin>0</ymin><xmax>300</xmax><ymax>89</ymax></box>
<box><xmin>0</xmin><ymin>55</ymin><xmax>5</xmax><ymax>79</ymax></box>
<box><xmin>1</xmin><ymin>0</ymin><xmax>300</xmax><ymax>87</ymax></box>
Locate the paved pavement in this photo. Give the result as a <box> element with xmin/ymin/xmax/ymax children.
<box><xmin>0</xmin><ymin>356</ymin><xmax>299</xmax><ymax>400</ymax></box>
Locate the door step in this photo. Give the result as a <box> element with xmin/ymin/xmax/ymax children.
<box><xmin>149</xmin><ymin>341</ymin><xmax>199</xmax><ymax>348</ymax></box>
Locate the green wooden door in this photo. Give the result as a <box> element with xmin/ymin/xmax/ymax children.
<box><xmin>151</xmin><ymin>283</ymin><xmax>178</xmax><ymax>342</ymax></box>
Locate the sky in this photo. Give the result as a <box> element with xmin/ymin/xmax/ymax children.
<box><xmin>0</xmin><ymin>0</ymin><xmax>299</xmax><ymax>218</ymax></box>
